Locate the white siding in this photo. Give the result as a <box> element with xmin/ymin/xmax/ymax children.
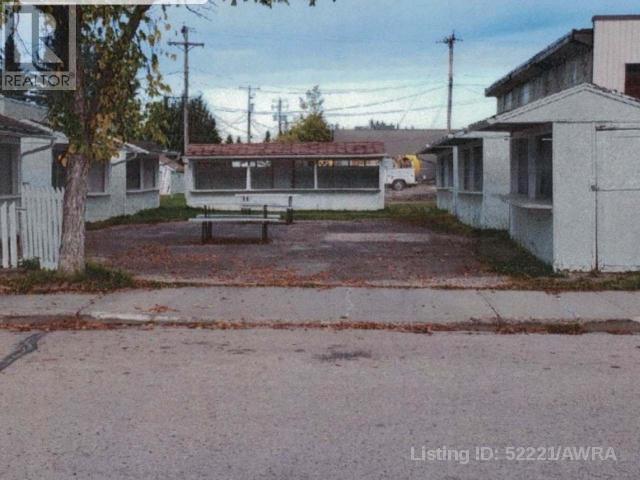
<box><xmin>593</xmin><ymin>18</ymin><xmax>640</xmax><ymax>93</ymax></box>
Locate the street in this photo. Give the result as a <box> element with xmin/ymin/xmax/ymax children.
<box><xmin>1</xmin><ymin>328</ymin><xmax>638</xmax><ymax>479</ymax></box>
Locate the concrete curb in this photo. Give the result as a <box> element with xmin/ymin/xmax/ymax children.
<box><xmin>1</xmin><ymin>286</ymin><xmax>640</xmax><ymax>333</ymax></box>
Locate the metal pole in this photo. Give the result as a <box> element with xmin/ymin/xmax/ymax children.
<box><xmin>168</xmin><ymin>27</ymin><xmax>204</xmax><ymax>155</ymax></box>
<box><xmin>438</xmin><ymin>31</ymin><xmax>462</xmax><ymax>133</ymax></box>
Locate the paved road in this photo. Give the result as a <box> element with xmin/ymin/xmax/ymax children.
<box><xmin>2</xmin><ymin>287</ymin><xmax>640</xmax><ymax>326</ymax></box>
<box><xmin>0</xmin><ymin>328</ymin><xmax>638</xmax><ymax>479</ymax></box>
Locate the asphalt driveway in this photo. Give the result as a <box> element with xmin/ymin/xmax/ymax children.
<box><xmin>87</xmin><ymin>219</ymin><xmax>504</xmax><ymax>287</ymax></box>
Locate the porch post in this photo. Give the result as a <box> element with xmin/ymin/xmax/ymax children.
<box><xmin>313</xmin><ymin>161</ymin><xmax>318</xmax><ymax>189</ymax></box>
<box><xmin>246</xmin><ymin>163</ymin><xmax>251</xmax><ymax>190</ymax></box>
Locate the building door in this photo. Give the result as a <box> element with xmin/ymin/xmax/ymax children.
<box><xmin>595</xmin><ymin>128</ymin><xmax>640</xmax><ymax>271</ymax></box>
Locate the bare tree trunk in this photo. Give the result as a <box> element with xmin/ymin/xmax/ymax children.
<box><xmin>58</xmin><ymin>154</ymin><xmax>90</xmax><ymax>273</ymax></box>
<box><xmin>58</xmin><ymin>5</ymin><xmax>88</xmax><ymax>274</ymax></box>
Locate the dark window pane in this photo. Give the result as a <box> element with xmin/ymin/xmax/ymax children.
<box><xmin>318</xmin><ymin>160</ymin><xmax>378</xmax><ymax>189</ymax></box>
<box><xmin>0</xmin><ymin>145</ymin><xmax>15</xmax><ymax>196</ymax></box>
<box><xmin>293</xmin><ymin>160</ymin><xmax>314</xmax><ymax>189</ymax></box>
<box><xmin>537</xmin><ymin>136</ymin><xmax>553</xmax><ymax>200</ymax></box>
<box><xmin>251</xmin><ymin>160</ymin><xmax>273</xmax><ymax>189</ymax></box>
<box><xmin>126</xmin><ymin>158</ymin><xmax>141</xmax><ymax>190</ymax></box>
<box><xmin>195</xmin><ymin>160</ymin><xmax>246</xmax><ymax>190</ymax></box>
<box><xmin>625</xmin><ymin>64</ymin><xmax>640</xmax><ymax>99</ymax></box>
<box><xmin>89</xmin><ymin>163</ymin><xmax>107</xmax><ymax>193</ymax></box>
<box><xmin>515</xmin><ymin>139</ymin><xmax>529</xmax><ymax>195</ymax></box>
<box><xmin>473</xmin><ymin>145</ymin><xmax>483</xmax><ymax>192</ymax></box>
<box><xmin>51</xmin><ymin>147</ymin><xmax>67</xmax><ymax>189</ymax></box>
<box><xmin>142</xmin><ymin>158</ymin><xmax>157</xmax><ymax>189</ymax></box>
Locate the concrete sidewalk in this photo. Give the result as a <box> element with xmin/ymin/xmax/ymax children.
<box><xmin>1</xmin><ymin>286</ymin><xmax>640</xmax><ymax>327</ymax></box>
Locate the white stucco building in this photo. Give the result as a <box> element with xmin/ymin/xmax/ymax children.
<box><xmin>49</xmin><ymin>140</ymin><xmax>160</xmax><ymax>222</ymax></box>
<box><xmin>470</xmin><ymin>15</ymin><xmax>640</xmax><ymax>272</ymax></box>
<box><xmin>423</xmin><ymin>131</ymin><xmax>510</xmax><ymax>230</ymax></box>
<box><xmin>0</xmin><ymin>97</ymin><xmax>161</xmax><ymax>222</ymax></box>
<box><xmin>474</xmin><ymin>84</ymin><xmax>640</xmax><ymax>272</ymax></box>
<box><xmin>184</xmin><ymin>142</ymin><xmax>386</xmax><ymax>211</ymax></box>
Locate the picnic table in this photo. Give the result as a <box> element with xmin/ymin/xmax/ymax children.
<box><xmin>189</xmin><ymin>196</ymin><xmax>294</xmax><ymax>243</ymax></box>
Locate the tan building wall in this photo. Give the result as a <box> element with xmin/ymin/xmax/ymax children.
<box><xmin>593</xmin><ymin>17</ymin><xmax>640</xmax><ymax>93</ymax></box>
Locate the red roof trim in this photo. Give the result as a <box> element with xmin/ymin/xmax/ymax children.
<box><xmin>186</xmin><ymin>141</ymin><xmax>386</xmax><ymax>157</ymax></box>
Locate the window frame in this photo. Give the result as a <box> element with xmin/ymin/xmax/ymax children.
<box><xmin>126</xmin><ymin>156</ymin><xmax>158</xmax><ymax>193</ymax></box>
<box><xmin>88</xmin><ymin>161</ymin><xmax>110</xmax><ymax>195</ymax></box>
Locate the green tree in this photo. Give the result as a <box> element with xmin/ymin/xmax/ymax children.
<box><xmin>279</xmin><ymin>86</ymin><xmax>332</xmax><ymax>142</ymax></box>
<box><xmin>264</xmin><ymin>130</ymin><xmax>271</xmax><ymax>143</ymax></box>
<box><xmin>225</xmin><ymin>134</ymin><xmax>234</xmax><ymax>144</ymax></box>
<box><xmin>26</xmin><ymin>0</ymin><xmax>325</xmax><ymax>273</ymax></box>
<box><xmin>236</xmin><ymin>136</ymin><xmax>242</xmax><ymax>144</ymax></box>
<box><xmin>143</xmin><ymin>95</ymin><xmax>221</xmax><ymax>153</ymax></box>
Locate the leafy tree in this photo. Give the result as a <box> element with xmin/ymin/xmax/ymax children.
<box><xmin>278</xmin><ymin>86</ymin><xmax>332</xmax><ymax>142</ymax></box>
<box><xmin>225</xmin><ymin>134</ymin><xmax>234</xmax><ymax>144</ymax></box>
<box><xmin>143</xmin><ymin>95</ymin><xmax>221</xmax><ymax>153</ymax></box>
<box><xmin>264</xmin><ymin>130</ymin><xmax>271</xmax><ymax>143</ymax></box>
<box><xmin>236</xmin><ymin>136</ymin><xmax>242</xmax><ymax>144</ymax></box>
<box><xmin>18</xmin><ymin>0</ymin><xmax>325</xmax><ymax>274</ymax></box>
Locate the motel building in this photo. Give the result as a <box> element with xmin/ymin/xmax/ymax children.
<box><xmin>465</xmin><ymin>15</ymin><xmax>640</xmax><ymax>272</ymax></box>
<box><xmin>183</xmin><ymin>142</ymin><xmax>386</xmax><ymax>211</ymax></box>
<box><xmin>422</xmin><ymin>131</ymin><xmax>511</xmax><ymax>230</ymax></box>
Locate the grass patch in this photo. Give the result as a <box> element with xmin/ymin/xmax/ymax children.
<box><xmin>473</xmin><ymin>230</ymin><xmax>556</xmax><ymax>278</ymax></box>
<box><xmin>294</xmin><ymin>201</ymin><xmax>474</xmax><ymax>235</ymax></box>
<box><xmin>87</xmin><ymin>194</ymin><xmax>201</xmax><ymax>230</ymax></box>
<box><xmin>3</xmin><ymin>262</ymin><xmax>135</xmax><ymax>294</ymax></box>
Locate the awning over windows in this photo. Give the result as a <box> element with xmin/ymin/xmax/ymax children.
<box><xmin>470</xmin><ymin>83</ymin><xmax>640</xmax><ymax>132</ymax></box>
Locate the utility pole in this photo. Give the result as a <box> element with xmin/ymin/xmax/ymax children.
<box><xmin>438</xmin><ymin>31</ymin><xmax>462</xmax><ymax>132</ymax></box>
<box><xmin>169</xmin><ymin>26</ymin><xmax>204</xmax><ymax>155</ymax></box>
<box><xmin>240</xmin><ymin>86</ymin><xmax>260</xmax><ymax>143</ymax></box>
<box><xmin>271</xmin><ymin>97</ymin><xmax>289</xmax><ymax>135</ymax></box>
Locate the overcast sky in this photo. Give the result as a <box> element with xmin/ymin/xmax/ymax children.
<box><xmin>159</xmin><ymin>0</ymin><xmax>640</xmax><ymax>141</ymax></box>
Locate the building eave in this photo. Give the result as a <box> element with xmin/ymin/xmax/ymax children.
<box><xmin>485</xmin><ymin>29</ymin><xmax>594</xmax><ymax>97</ymax></box>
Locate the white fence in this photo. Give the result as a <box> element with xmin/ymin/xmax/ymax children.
<box><xmin>0</xmin><ymin>200</ymin><xmax>20</xmax><ymax>269</ymax></box>
<box><xmin>0</xmin><ymin>187</ymin><xmax>65</xmax><ymax>270</ymax></box>
<box><xmin>21</xmin><ymin>186</ymin><xmax>65</xmax><ymax>270</ymax></box>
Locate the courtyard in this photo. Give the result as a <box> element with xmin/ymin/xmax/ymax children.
<box><xmin>86</xmin><ymin>207</ymin><xmax>506</xmax><ymax>288</ymax></box>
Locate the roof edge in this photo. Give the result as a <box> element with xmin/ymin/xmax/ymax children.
<box><xmin>485</xmin><ymin>28</ymin><xmax>593</xmax><ymax>97</ymax></box>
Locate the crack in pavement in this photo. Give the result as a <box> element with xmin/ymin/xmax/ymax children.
<box><xmin>0</xmin><ymin>333</ymin><xmax>46</xmax><ymax>373</ymax></box>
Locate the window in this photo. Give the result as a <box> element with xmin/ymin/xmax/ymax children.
<box><xmin>88</xmin><ymin>162</ymin><xmax>108</xmax><ymax>193</ymax></box>
<box><xmin>472</xmin><ymin>145</ymin><xmax>483</xmax><ymax>192</ymax></box>
<box><xmin>126</xmin><ymin>158</ymin><xmax>141</xmax><ymax>190</ymax></box>
<box><xmin>459</xmin><ymin>145</ymin><xmax>483</xmax><ymax>192</ymax></box>
<box><xmin>142</xmin><ymin>158</ymin><xmax>157</xmax><ymax>189</ymax></box>
<box><xmin>536</xmin><ymin>135</ymin><xmax>553</xmax><ymax>200</ymax></box>
<box><xmin>625</xmin><ymin>64</ymin><xmax>640</xmax><ymax>100</ymax></box>
<box><xmin>51</xmin><ymin>147</ymin><xmax>67</xmax><ymax>189</ymax></box>
<box><xmin>194</xmin><ymin>160</ymin><xmax>246</xmax><ymax>190</ymax></box>
<box><xmin>438</xmin><ymin>157</ymin><xmax>446</xmax><ymax>187</ymax></box>
<box><xmin>126</xmin><ymin>157</ymin><xmax>158</xmax><ymax>191</ymax></box>
<box><xmin>0</xmin><ymin>144</ymin><xmax>18</xmax><ymax>196</ymax></box>
<box><xmin>461</xmin><ymin>148</ymin><xmax>472</xmax><ymax>191</ymax></box>
<box><xmin>317</xmin><ymin>159</ymin><xmax>379</xmax><ymax>189</ymax></box>
<box><xmin>514</xmin><ymin>138</ymin><xmax>529</xmax><ymax>196</ymax></box>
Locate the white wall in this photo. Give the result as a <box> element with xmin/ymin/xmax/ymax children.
<box><xmin>20</xmin><ymin>137</ymin><xmax>53</xmax><ymax>188</ymax></box>
<box><xmin>593</xmin><ymin>18</ymin><xmax>640</xmax><ymax>93</ymax></box>
<box><xmin>510</xmin><ymin>207</ymin><xmax>554</xmax><ymax>264</ymax></box>
<box><xmin>552</xmin><ymin>123</ymin><xmax>597</xmax><ymax>271</ymax></box>
<box><xmin>481</xmin><ymin>135</ymin><xmax>511</xmax><ymax>229</ymax></box>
